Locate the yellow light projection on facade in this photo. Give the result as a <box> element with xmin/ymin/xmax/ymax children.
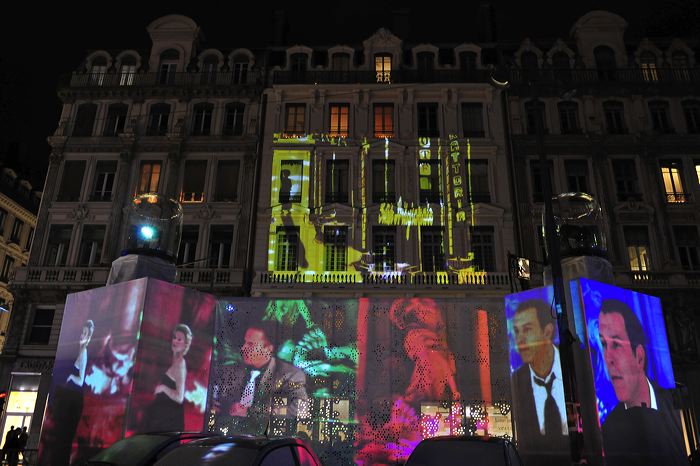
<box><xmin>267</xmin><ymin>134</ymin><xmax>486</xmax><ymax>282</ymax></box>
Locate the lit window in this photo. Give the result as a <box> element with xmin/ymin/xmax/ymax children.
<box><xmin>624</xmin><ymin>226</ymin><xmax>651</xmax><ymax>271</ymax></box>
<box><xmin>375</xmin><ymin>54</ymin><xmax>391</xmax><ymax>83</ymax></box>
<box><xmin>90</xmin><ymin>57</ymin><xmax>107</xmax><ymax>86</ymax></box>
<box><xmin>373</xmin><ymin>104</ymin><xmax>394</xmax><ymax>138</ymax></box>
<box><xmin>279</xmin><ymin>160</ymin><xmax>302</xmax><ymax>204</ymax></box>
<box><xmin>138</xmin><ymin>161</ymin><xmax>161</xmax><ymax>194</ymax></box>
<box><xmin>276</xmin><ymin>227</ymin><xmax>299</xmax><ymax>271</ymax></box>
<box><xmin>695</xmin><ymin>160</ymin><xmax>700</xmax><ymax>185</ymax></box>
<box><xmin>1</xmin><ymin>373</ymin><xmax>40</xmax><ymax>440</ymax></box>
<box><xmin>372</xmin><ymin>227</ymin><xmax>395</xmax><ymax>272</ymax></box>
<box><xmin>660</xmin><ymin>160</ymin><xmax>687</xmax><ymax>203</ymax></box>
<box><xmin>119</xmin><ymin>65</ymin><xmax>136</xmax><ymax>86</ymax></box>
<box><xmin>329</xmin><ymin>104</ymin><xmax>349</xmax><ymax>137</ymax></box>
<box><xmin>324</xmin><ymin>226</ymin><xmax>347</xmax><ymax>271</ymax></box>
<box><xmin>640</xmin><ymin>52</ymin><xmax>658</xmax><ymax>81</ymax></box>
<box><xmin>419</xmin><ymin>160</ymin><xmax>441</xmax><ymax>203</ymax></box>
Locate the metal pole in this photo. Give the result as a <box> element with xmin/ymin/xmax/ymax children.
<box><xmin>534</xmin><ymin>96</ymin><xmax>581</xmax><ymax>463</ymax></box>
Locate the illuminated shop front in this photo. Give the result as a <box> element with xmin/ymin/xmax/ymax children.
<box><xmin>0</xmin><ymin>373</ymin><xmax>40</xmax><ymax>444</ymax></box>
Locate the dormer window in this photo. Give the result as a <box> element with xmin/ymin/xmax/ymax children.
<box><xmin>520</xmin><ymin>51</ymin><xmax>539</xmax><ymax>81</ymax></box>
<box><xmin>417</xmin><ymin>52</ymin><xmax>434</xmax><ymax>73</ymax></box>
<box><xmin>332</xmin><ymin>53</ymin><xmax>351</xmax><ymax>71</ymax></box>
<box><xmin>552</xmin><ymin>52</ymin><xmax>572</xmax><ymax>82</ymax></box>
<box><xmin>375</xmin><ymin>54</ymin><xmax>392</xmax><ymax>83</ymax></box>
<box><xmin>640</xmin><ymin>51</ymin><xmax>658</xmax><ymax>81</ymax></box>
<box><xmin>119</xmin><ymin>55</ymin><xmax>137</xmax><ymax>86</ymax></box>
<box><xmin>201</xmin><ymin>55</ymin><xmax>218</xmax><ymax>85</ymax></box>
<box><xmin>90</xmin><ymin>56</ymin><xmax>108</xmax><ymax>86</ymax></box>
<box><xmin>232</xmin><ymin>55</ymin><xmax>249</xmax><ymax>84</ymax></box>
<box><xmin>459</xmin><ymin>51</ymin><xmax>477</xmax><ymax>72</ymax></box>
<box><xmin>291</xmin><ymin>53</ymin><xmax>307</xmax><ymax>74</ymax></box>
<box><xmin>159</xmin><ymin>49</ymin><xmax>180</xmax><ymax>85</ymax></box>
<box><xmin>672</xmin><ymin>51</ymin><xmax>690</xmax><ymax>80</ymax></box>
<box><xmin>594</xmin><ymin>46</ymin><xmax>616</xmax><ymax>81</ymax></box>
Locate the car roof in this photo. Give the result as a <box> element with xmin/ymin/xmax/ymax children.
<box><xmin>191</xmin><ymin>435</ymin><xmax>306</xmax><ymax>450</ymax></box>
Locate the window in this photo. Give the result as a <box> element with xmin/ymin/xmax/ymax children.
<box><xmin>525</xmin><ymin>100</ymin><xmax>547</xmax><ymax>135</ymax></box>
<box><xmin>372</xmin><ymin>227</ymin><xmax>395</xmax><ymax>272</ymax></box>
<box><xmin>223</xmin><ymin>102</ymin><xmax>245</xmax><ymax>136</ymax></box>
<box><xmin>552</xmin><ymin>52</ymin><xmax>572</xmax><ymax>81</ymax></box>
<box><xmin>520</xmin><ymin>51</ymin><xmax>539</xmax><ymax>81</ymax></box>
<box><xmin>564</xmin><ymin>160</ymin><xmax>589</xmax><ymax>193</ymax></box>
<box><xmin>471</xmin><ymin>226</ymin><xmax>495</xmax><ymax>271</ymax></box>
<box><xmin>672</xmin><ymin>51</ymin><xmax>690</xmax><ymax>80</ymax></box>
<box><xmin>558</xmin><ymin>101</ymin><xmax>580</xmax><ymax>134</ymax></box>
<box><xmin>232</xmin><ymin>57</ymin><xmax>249</xmax><ymax>84</ymax></box>
<box><xmin>673</xmin><ymin>226</ymin><xmax>700</xmax><ymax>270</ymax></box>
<box><xmin>372</xmin><ymin>160</ymin><xmax>395</xmax><ymax>203</ymax></box>
<box><xmin>696</xmin><ymin>160</ymin><xmax>700</xmax><ymax>185</ymax></box>
<box><xmin>26</xmin><ymin>228</ymin><xmax>34</xmax><ymax>252</ymax></box>
<box><xmin>276</xmin><ymin>227</ymin><xmax>299</xmax><ymax>271</ymax></box>
<box><xmin>214</xmin><ymin>160</ymin><xmax>240</xmax><ymax>202</ymax></box>
<box><xmin>419</xmin><ymin>160</ymin><xmax>441</xmax><ymax>203</ymax></box>
<box><xmin>91</xmin><ymin>160</ymin><xmax>117</xmax><ymax>202</ymax></box>
<box><xmin>649</xmin><ymin>101</ymin><xmax>673</xmax><ymax>134</ymax></box>
<box><xmin>178</xmin><ymin>226</ymin><xmax>199</xmax><ymax>267</ymax></box>
<box><xmin>469</xmin><ymin>160</ymin><xmax>490</xmax><ymax>203</ymax></box>
<box><xmin>459</xmin><ymin>51</ymin><xmax>477</xmax><ymax>72</ymax></box>
<box><xmin>682</xmin><ymin>100</ymin><xmax>700</xmax><ymax>133</ymax></box>
<box><xmin>624</xmin><ymin>226</ymin><xmax>651</xmax><ymax>271</ymax></box>
<box><xmin>660</xmin><ymin>160</ymin><xmax>688</xmax><ymax>203</ymax></box>
<box><xmin>44</xmin><ymin>225</ymin><xmax>72</xmax><ymax>266</ymax></box>
<box><xmin>57</xmin><ymin>160</ymin><xmax>86</xmax><ymax>202</ymax></box>
<box><xmin>0</xmin><ymin>209</ymin><xmax>6</xmax><ymax>236</ymax></box>
<box><xmin>181</xmin><ymin>160</ymin><xmax>207</xmax><ymax>203</ymax></box>
<box><xmin>103</xmin><ymin>103</ymin><xmax>128</xmax><ymax>136</ymax></box>
<box><xmin>421</xmin><ymin>227</ymin><xmax>444</xmax><ymax>272</ymax></box>
<box><xmin>373</xmin><ymin>104</ymin><xmax>394</xmax><ymax>138</ymax></box>
<box><xmin>332</xmin><ymin>53</ymin><xmax>350</xmax><ymax>71</ymax></box>
<box><xmin>290</xmin><ymin>53</ymin><xmax>307</xmax><ymax>74</ymax></box>
<box><xmin>461</xmin><ymin>103</ymin><xmax>484</xmax><ymax>137</ymax></box>
<box><xmin>0</xmin><ymin>256</ymin><xmax>14</xmax><ymax>282</ymax></box>
<box><xmin>603</xmin><ymin>101</ymin><xmax>626</xmax><ymax>134</ymax></box>
<box><xmin>594</xmin><ymin>45</ymin><xmax>617</xmax><ymax>80</ymax></box>
<box><xmin>417</xmin><ymin>52</ymin><xmax>434</xmax><ymax>75</ymax></box>
<box><xmin>147</xmin><ymin>103</ymin><xmax>171</xmax><ymax>136</ymax></box>
<box><xmin>417</xmin><ymin>103</ymin><xmax>439</xmax><ymax>137</ymax></box>
<box><xmin>77</xmin><ymin>225</ymin><xmax>105</xmax><ymax>266</ymax></box>
<box><xmin>192</xmin><ymin>103</ymin><xmax>214</xmax><ymax>136</ymax></box>
<box><xmin>10</xmin><ymin>218</ymin><xmax>23</xmax><ymax>244</ymax></box>
<box><xmin>639</xmin><ymin>52</ymin><xmax>658</xmax><ymax>81</ymax></box>
<box><xmin>138</xmin><ymin>161</ymin><xmax>162</xmax><ymax>194</ymax></box>
<box><xmin>530</xmin><ymin>159</ymin><xmax>554</xmax><ymax>203</ymax></box>
<box><xmin>26</xmin><ymin>308</ymin><xmax>55</xmax><ymax>345</ymax></box>
<box><xmin>325</xmin><ymin>160</ymin><xmax>349</xmax><ymax>203</ymax></box>
<box><xmin>612</xmin><ymin>159</ymin><xmax>641</xmax><ymax>201</ymax></box>
<box><xmin>208</xmin><ymin>226</ymin><xmax>233</xmax><ymax>268</ymax></box>
<box><xmin>329</xmin><ymin>104</ymin><xmax>350</xmax><ymax>137</ymax></box>
<box><xmin>285</xmin><ymin>104</ymin><xmax>306</xmax><ymax>135</ymax></box>
<box><xmin>201</xmin><ymin>55</ymin><xmax>218</xmax><ymax>85</ymax></box>
<box><xmin>375</xmin><ymin>54</ymin><xmax>391</xmax><ymax>83</ymax></box>
<box><xmin>279</xmin><ymin>160</ymin><xmax>302</xmax><ymax>204</ymax></box>
<box><xmin>90</xmin><ymin>57</ymin><xmax>107</xmax><ymax>86</ymax></box>
<box><xmin>324</xmin><ymin>226</ymin><xmax>347</xmax><ymax>271</ymax></box>
<box><xmin>72</xmin><ymin>103</ymin><xmax>97</xmax><ymax>137</ymax></box>
<box><xmin>119</xmin><ymin>55</ymin><xmax>137</xmax><ymax>86</ymax></box>
<box><xmin>158</xmin><ymin>49</ymin><xmax>179</xmax><ymax>85</ymax></box>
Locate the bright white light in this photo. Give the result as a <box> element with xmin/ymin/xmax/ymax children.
<box><xmin>139</xmin><ymin>225</ymin><xmax>156</xmax><ymax>240</ymax></box>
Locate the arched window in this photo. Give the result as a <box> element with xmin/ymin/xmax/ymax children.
<box><xmin>681</xmin><ymin>100</ymin><xmax>700</xmax><ymax>133</ymax></box>
<box><xmin>520</xmin><ymin>51</ymin><xmax>539</xmax><ymax>81</ymax></box>
<box><xmin>459</xmin><ymin>51</ymin><xmax>477</xmax><ymax>72</ymax></box>
<box><xmin>201</xmin><ymin>55</ymin><xmax>219</xmax><ymax>85</ymax></box>
<box><xmin>594</xmin><ymin>46</ymin><xmax>616</xmax><ymax>80</ymax></box>
<box><xmin>648</xmin><ymin>100</ymin><xmax>673</xmax><ymax>133</ymax></box>
<box><xmin>557</xmin><ymin>101</ymin><xmax>580</xmax><ymax>134</ymax></box>
<box><xmin>232</xmin><ymin>55</ymin><xmax>249</xmax><ymax>84</ymax></box>
<box><xmin>159</xmin><ymin>49</ymin><xmax>180</xmax><ymax>85</ymax></box>
<box><xmin>417</xmin><ymin>52</ymin><xmax>434</xmax><ymax>73</ymax></box>
<box><xmin>90</xmin><ymin>56</ymin><xmax>108</xmax><ymax>86</ymax></box>
<box><xmin>119</xmin><ymin>55</ymin><xmax>137</xmax><ymax>86</ymax></box>
<box><xmin>552</xmin><ymin>52</ymin><xmax>572</xmax><ymax>82</ymax></box>
<box><xmin>223</xmin><ymin>102</ymin><xmax>245</xmax><ymax>136</ymax></box>
<box><xmin>290</xmin><ymin>53</ymin><xmax>307</xmax><ymax>73</ymax></box>
<box><xmin>672</xmin><ymin>51</ymin><xmax>690</xmax><ymax>80</ymax></box>
<box><xmin>374</xmin><ymin>53</ymin><xmax>392</xmax><ymax>83</ymax></box>
<box><xmin>192</xmin><ymin>103</ymin><xmax>214</xmax><ymax>136</ymax></box>
<box><xmin>148</xmin><ymin>103</ymin><xmax>171</xmax><ymax>136</ymax></box>
<box><xmin>104</xmin><ymin>103</ymin><xmax>129</xmax><ymax>136</ymax></box>
<box><xmin>524</xmin><ymin>100</ymin><xmax>547</xmax><ymax>135</ymax></box>
<box><xmin>640</xmin><ymin>51</ymin><xmax>658</xmax><ymax>81</ymax></box>
<box><xmin>603</xmin><ymin>101</ymin><xmax>626</xmax><ymax>134</ymax></box>
<box><xmin>73</xmin><ymin>103</ymin><xmax>98</xmax><ymax>136</ymax></box>
<box><xmin>332</xmin><ymin>53</ymin><xmax>350</xmax><ymax>71</ymax></box>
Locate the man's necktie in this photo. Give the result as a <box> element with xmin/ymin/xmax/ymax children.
<box><xmin>239</xmin><ymin>370</ymin><xmax>261</xmax><ymax>408</ymax></box>
<box><xmin>534</xmin><ymin>373</ymin><xmax>561</xmax><ymax>436</ymax></box>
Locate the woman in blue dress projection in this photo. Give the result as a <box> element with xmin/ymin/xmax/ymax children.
<box><xmin>142</xmin><ymin>324</ymin><xmax>192</xmax><ymax>432</ymax></box>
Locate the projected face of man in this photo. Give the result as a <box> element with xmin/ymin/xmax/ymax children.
<box><xmin>241</xmin><ymin>328</ymin><xmax>273</xmax><ymax>369</ymax></box>
<box><xmin>599</xmin><ymin>311</ymin><xmax>646</xmax><ymax>406</ymax></box>
<box><xmin>513</xmin><ymin>307</ymin><xmax>553</xmax><ymax>376</ymax></box>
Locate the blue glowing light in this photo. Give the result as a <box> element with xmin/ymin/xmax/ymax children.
<box><xmin>226</xmin><ymin>304</ymin><xmax>236</xmax><ymax>313</ymax></box>
<box><xmin>139</xmin><ymin>226</ymin><xmax>156</xmax><ymax>240</ymax></box>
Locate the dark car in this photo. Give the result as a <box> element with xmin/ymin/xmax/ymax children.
<box><xmin>405</xmin><ymin>435</ymin><xmax>523</xmax><ymax>466</ymax></box>
<box><xmin>152</xmin><ymin>435</ymin><xmax>322</xmax><ymax>466</ymax></box>
<box><xmin>86</xmin><ymin>432</ymin><xmax>219</xmax><ymax>466</ymax></box>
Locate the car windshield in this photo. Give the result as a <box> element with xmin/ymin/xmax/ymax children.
<box><xmin>89</xmin><ymin>434</ymin><xmax>172</xmax><ymax>466</ymax></box>
<box><xmin>406</xmin><ymin>439</ymin><xmax>506</xmax><ymax>466</ymax></box>
<box><xmin>154</xmin><ymin>441</ymin><xmax>259</xmax><ymax>466</ymax></box>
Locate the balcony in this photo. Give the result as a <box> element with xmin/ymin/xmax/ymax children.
<box><xmin>273</xmin><ymin>69</ymin><xmax>491</xmax><ymax>85</ymax></box>
<box><xmin>666</xmin><ymin>192</ymin><xmax>691</xmax><ymax>204</ymax></box>
<box><xmin>62</xmin><ymin>71</ymin><xmax>261</xmax><ymax>90</ymax></box>
<box><xmin>257</xmin><ymin>270</ymin><xmax>511</xmax><ymax>291</ymax></box>
<box><xmin>13</xmin><ymin>266</ymin><xmax>110</xmax><ymax>288</ymax></box>
<box><xmin>614</xmin><ymin>270</ymin><xmax>700</xmax><ymax>289</ymax></box>
<box><xmin>175</xmin><ymin>268</ymin><xmax>245</xmax><ymax>290</ymax></box>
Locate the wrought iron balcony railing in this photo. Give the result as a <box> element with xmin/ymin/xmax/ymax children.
<box><xmin>64</xmin><ymin>71</ymin><xmax>261</xmax><ymax>89</ymax></box>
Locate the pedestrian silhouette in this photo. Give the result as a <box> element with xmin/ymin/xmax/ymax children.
<box><xmin>2</xmin><ymin>426</ymin><xmax>16</xmax><ymax>463</ymax></box>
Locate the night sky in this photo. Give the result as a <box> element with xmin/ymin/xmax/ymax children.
<box><xmin>1</xmin><ymin>0</ymin><xmax>694</xmax><ymax>190</ymax></box>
